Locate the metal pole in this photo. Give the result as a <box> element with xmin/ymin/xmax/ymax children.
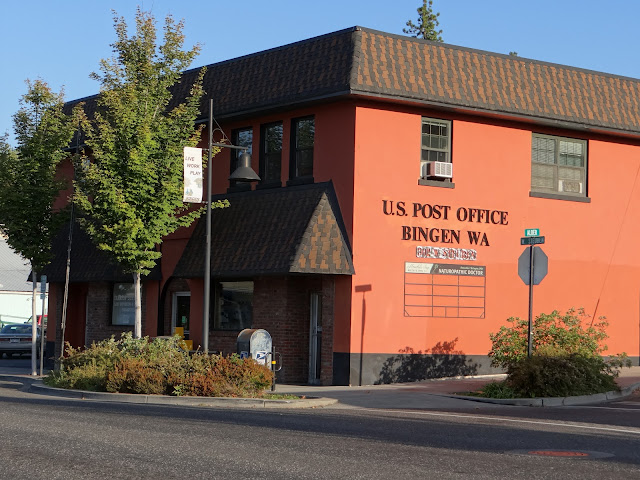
<box><xmin>31</xmin><ymin>270</ymin><xmax>37</xmax><ymax>376</ymax></box>
<box><xmin>202</xmin><ymin>99</ymin><xmax>213</xmax><ymax>354</ymax></box>
<box><xmin>271</xmin><ymin>344</ymin><xmax>276</xmax><ymax>392</ymax></box>
<box><xmin>527</xmin><ymin>245</ymin><xmax>534</xmax><ymax>358</ymax></box>
<box><xmin>39</xmin><ymin>277</ymin><xmax>46</xmax><ymax>375</ymax></box>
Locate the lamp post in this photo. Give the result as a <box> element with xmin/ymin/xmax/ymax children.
<box><xmin>203</xmin><ymin>99</ymin><xmax>260</xmax><ymax>353</ymax></box>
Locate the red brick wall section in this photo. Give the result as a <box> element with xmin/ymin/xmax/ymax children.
<box><xmin>320</xmin><ymin>276</ymin><xmax>335</xmax><ymax>385</ymax></box>
<box><xmin>53</xmin><ymin>276</ymin><xmax>337</xmax><ymax>385</ymax></box>
<box><xmin>248</xmin><ymin>275</ymin><xmax>336</xmax><ymax>385</ymax></box>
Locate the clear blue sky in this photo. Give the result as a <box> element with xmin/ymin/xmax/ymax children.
<box><xmin>2</xmin><ymin>0</ymin><xmax>639</xmax><ymax>144</ymax></box>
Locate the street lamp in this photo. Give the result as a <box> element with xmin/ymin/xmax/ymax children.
<box><xmin>203</xmin><ymin>99</ymin><xmax>260</xmax><ymax>353</ymax></box>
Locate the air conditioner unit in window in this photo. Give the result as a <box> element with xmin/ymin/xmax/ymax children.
<box><xmin>558</xmin><ymin>179</ymin><xmax>583</xmax><ymax>194</ymax></box>
<box><xmin>423</xmin><ymin>161</ymin><xmax>453</xmax><ymax>179</ymax></box>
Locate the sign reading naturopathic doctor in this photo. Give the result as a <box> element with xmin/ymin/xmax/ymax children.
<box><xmin>404</xmin><ymin>262</ymin><xmax>486</xmax><ymax>318</ymax></box>
<box><xmin>383</xmin><ymin>200</ymin><xmax>509</xmax><ymax>260</ymax></box>
<box><xmin>183</xmin><ymin>147</ymin><xmax>203</xmax><ymax>203</ymax></box>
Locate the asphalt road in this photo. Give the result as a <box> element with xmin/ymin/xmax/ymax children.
<box><xmin>1</xmin><ymin>376</ymin><xmax>640</xmax><ymax>479</ymax></box>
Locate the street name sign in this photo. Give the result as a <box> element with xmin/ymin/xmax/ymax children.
<box><xmin>521</xmin><ymin>236</ymin><xmax>545</xmax><ymax>245</ymax></box>
<box><xmin>524</xmin><ymin>228</ymin><xmax>540</xmax><ymax>237</ymax></box>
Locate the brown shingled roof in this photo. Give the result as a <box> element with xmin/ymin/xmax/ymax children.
<box><xmin>41</xmin><ymin>222</ymin><xmax>161</xmax><ymax>283</ymax></box>
<box><xmin>172</xmin><ymin>182</ymin><xmax>354</xmax><ymax>278</ymax></box>
<box><xmin>350</xmin><ymin>29</ymin><xmax>640</xmax><ymax>136</ymax></box>
<box><xmin>67</xmin><ymin>26</ymin><xmax>640</xmax><ymax>139</ymax></box>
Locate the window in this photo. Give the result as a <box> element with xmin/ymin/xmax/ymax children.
<box><xmin>231</xmin><ymin>127</ymin><xmax>253</xmax><ymax>174</ymax></box>
<box><xmin>212</xmin><ymin>281</ymin><xmax>254</xmax><ymax>331</ymax></box>
<box><xmin>112</xmin><ymin>283</ymin><xmax>135</xmax><ymax>326</ymax></box>
<box><xmin>260</xmin><ymin>122</ymin><xmax>283</xmax><ymax>184</ymax></box>
<box><xmin>419</xmin><ymin>118</ymin><xmax>453</xmax><ymax>186</ymax></box>
<box><xmin>290</xmin><ymin>116</ymin><xmax>314</xmax><ymax>180</ymax></box>
<box><xmin>230</xmin><ymin>127</ymin><xmax>253</xmax><ymax>188</ymax></box>
<box><xmin>531</xmin><ymin>134</ymin><xmax>587</xmax><ymax>198</ymax></box>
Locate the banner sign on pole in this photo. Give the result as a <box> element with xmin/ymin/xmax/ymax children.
<box><xmin>183</xmin><ymin>147</ymin><xmax>203</xmax><ymax>203</ymax></box>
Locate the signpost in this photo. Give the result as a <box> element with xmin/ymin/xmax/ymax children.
<box><xmin>39</xmin><ymin>275</ymin><xmax>47</xmax><ymax>375</ymax></box>
<box><xmin>518</xmin><ymin>230</ymin><xmax>548</xmax><ymax>357</ymax></box>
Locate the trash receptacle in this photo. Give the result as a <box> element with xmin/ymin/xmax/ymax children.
<box><xmin>236</xmin><ymin>329</ymin><xmax>272</xmax><ymax>366</ymax></box>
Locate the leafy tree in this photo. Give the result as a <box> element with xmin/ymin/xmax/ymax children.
<box><xmin>73</xmin><ymin>9</ymin><xmax>219</xmax><ymax>338</ymax></box>
<box><xmin>0</xmin><ymin>80</ymin><xmax>80</xmax><ymax>372</ymax></box>
<box><xmin>403</xmin><ymin>0</ymin><xmax>443</xmax><ymax>42</ymax></box>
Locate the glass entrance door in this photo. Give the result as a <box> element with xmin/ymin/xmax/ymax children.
<box><xmin>308</xmin><ymin>293</ymin><xmax>322</xmax><ymax>384</ymax></box>
<box><xmin>172</xmin><ymin>292</ymin><xmax>190</xmax><ymax>339</ymax></box>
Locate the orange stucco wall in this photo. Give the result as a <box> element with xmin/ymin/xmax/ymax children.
<box><xmin>349</xmin><ymin>103</ymin><xmax>640</xmax><ymax>359</ymax></box>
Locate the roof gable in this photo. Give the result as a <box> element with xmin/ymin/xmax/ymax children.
<box><xmin>173</xmin><ymin>182</ymin><xmax>354</xmax><ymax>278</ymax></box>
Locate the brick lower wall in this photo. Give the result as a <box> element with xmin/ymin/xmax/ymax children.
<box><xmin>249</xmin><ymin>275</ymin><xmax>336</xmax><ymax>385</ymax></box>
<box><xmin>51</xmin><ymin>275</ymin><xmax>339</xmax><ymax>385</ymax></box>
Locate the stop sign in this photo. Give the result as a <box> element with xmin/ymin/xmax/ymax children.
<box><xmin>518</xmin><ymin>246</ymin><xmax>548</xmax><ymax>285</ymax></box>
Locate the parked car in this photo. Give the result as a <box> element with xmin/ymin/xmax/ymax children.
<box><xmin>26</xmin><ymin>314</ymin><xmax>48</xmax><ymax>326</ymax></box>
<box><xmin>0</xmin><ymin>323</ymin><xmax>41</xmax><ymax>358</ymax></box>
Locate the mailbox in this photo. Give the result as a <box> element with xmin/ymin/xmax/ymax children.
<box><xmin>236</xmin><ymin>329</ymin><xmax>272</xmax><ymax>366</ymax></box>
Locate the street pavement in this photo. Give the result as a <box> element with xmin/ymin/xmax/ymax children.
<box><xmin>2</xmin><ymin>357</ymin><xmax>640</xmax><ymax>410</ymax></box>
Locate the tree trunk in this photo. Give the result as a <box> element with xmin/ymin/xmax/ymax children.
<box><xmin>133</xmin><ymin>272</ymin><xmax>142</xmax><ymax>338</ymax></box>
<box><xmin>31</xmin><ymin>269</ymin><xmax>37</xmax><ymax>376</ymax></box>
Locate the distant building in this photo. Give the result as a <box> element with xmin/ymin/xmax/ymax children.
<box><xmin>0</xmin><ymin>236</ymin><xmax>43</xmax><ymax>325</ymax></box>
<box><xmin>44</xmin><ymin>27</ymin><xmax>640</xmax><ymax>384</ymax></box>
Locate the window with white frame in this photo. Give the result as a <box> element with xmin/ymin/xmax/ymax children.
<box><xmin>420</xmin><ymin>118</ymin><xmax>452</xmax><ymax>181</ymax></box>
<box><xmin>531</xmin><ymin>133</ymin><xmax>587</xmax><ymax>197</ymax></box>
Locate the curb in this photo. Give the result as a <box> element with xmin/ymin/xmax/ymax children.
<box><xmin>19</xmin><ymin>378</ymin><xmax>337</xmax><ymax>409</ymax></box>
<box><xmin>445</xmin><ymin>381</ymin><xmax>640</xmax><ymax>407</ymax></box>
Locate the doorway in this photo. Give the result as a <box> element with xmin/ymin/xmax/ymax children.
<box><xmin>171</xmin><ymin>292</ymin><xmax>190</xmax><ymax>339</ymax></box>
<box><xmin>308</xmin><ymin>292</ymin><xmax>322</xmax><ymax>384</ymax></box>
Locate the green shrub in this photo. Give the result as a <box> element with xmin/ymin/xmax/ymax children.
<box><xmin>483</xmin><ymin>308</ymin><xmax>632</xmax><ymax>398</ymax></box>
<box><xmin>106</xmin><ymin>357</ymin><xmax>169</xmax><ymax>395</ymax></box>
<box><xmin>44</xmin><ymin>360</ymin><xmax>110</xmax><ymax>391</ymax></box>
<box><xmin>44</xmin><ymin>333</ymin><xmax>274</xmax><ymax>398</ymax></box>
<box><xmin>476</xmin><ymin>381</ymin><xmax>518</xmax><ymax>399</ymax></box>
<box><xmin>489</xmin><ymin>308</ymin><xmax>612</xmax><ymax>369</ymax></box>
<box><xmin>177</xmin><ymin>353</ymin><xmax>273</xmax><ymax>397</ymax></box>
<box><xmin>505</xmin><ymin>355</ymin><xmax>618</xmax><ymax>398</ymax></box>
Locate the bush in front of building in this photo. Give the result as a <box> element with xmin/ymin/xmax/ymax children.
<box><xmin>504</xmin><ymin>354</ymin><xmax>619</xmax><ymax>398</ymax></box>
<box><xmin>488</xmin><ymin>308</ymin><xmax>612</xmax><ymax>368</ymax></box>
<box><xmin>44</xmin><ymin>333</ymin><xmax>274</xmax><ymax>397</ymax></box>
<box><xmin>481</xmin><ymin>308</ymin><xmax>631</xmax><ymax>398</ymax></box>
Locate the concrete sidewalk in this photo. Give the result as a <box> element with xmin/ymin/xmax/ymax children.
<box><xmin>274</xmin><ymin>366</ymin><xmax>640</xmax><ymax>409</ymax></box>
<box><xmin>2</xmin><ymin>360</ymin><xmax>640</xmax><ymax>410</ymax></box>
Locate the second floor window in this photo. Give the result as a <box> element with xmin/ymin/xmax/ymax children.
<box><xmin>260</xmin><ymin>122</ymin><xmax>283</xmax><ymax>184</ymax></box>
<box><xmin>531</xmin><ymin>133</ymin><xmax>587</xmax><ymax>198</ymax></box>
<box><xmin>231</xmin><ymin>127</ymin><xmax>253</xmax><ymax>175</ymax></box>
<box><xmin>420</xmin><ymin>117</ymin><xmax>452</xmax><ymax>183</ymax></box>
<box><xmin>290</xmin><ymin>116</ymin><xmax>315</xmax><ymax>179</ymax></box>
